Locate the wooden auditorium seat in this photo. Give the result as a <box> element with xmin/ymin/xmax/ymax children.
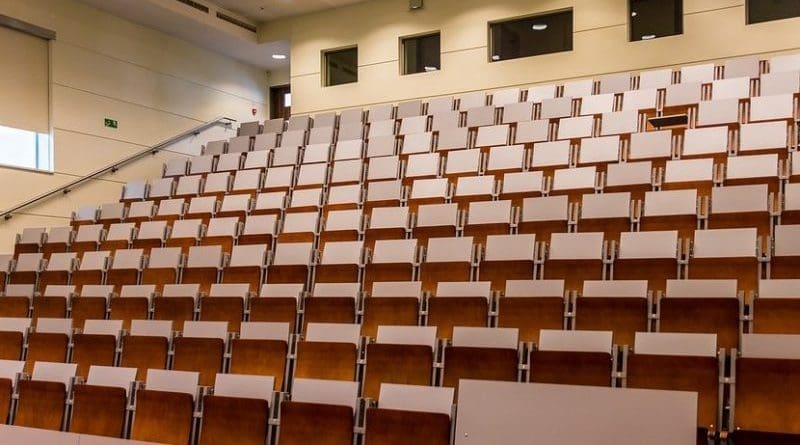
<box><xmin>24</xmin><ymin>318</ymin><xmax>71</xmax><ymax>374</ymax></box>
<box><xmin>0</xmin><ymin>359</ymin><xmax>24</xmax><ymax>424</ymax></box>
<box><xmin>0</xmin><ymin>317</ymin><xmax>31</xmax><ymax>360</ymax></box>
<box><xmin>14</xmin><ymin>361</ymin><xmax>76</xmax><ymax>430</ymax></box>
<box><xmin>478</xmin><ymin>234</ymin><xmax>537</xmax><ymax>292</ymax></box>
<box><xmin>496</xmin><ymin>280</ymin><xmax>566</xmax><ymax>344</ymax></box>
<box><xmin>530</xmin><ymin>329</ymin><xmax>614</xmax><ymax>387</ymax></box>
<box><xmin>71</xmin><ymin>319</ymin><xmax>122</xmax><ymax>379</ymax></box>
<box><xmin>442</xmin><ymin>327</ymin><xmax>520</xmax><ymax>393</ymax></box>
<box><xmin>278</xmin><ymin>378</ymin><xmax>358</xmax><ymax>445</ymax></box>
<box><xmin>172</xmin><ymin>321</ymin><xmax>227</xmax><ymax>386</ymax></box>
<box><xmin>69</xmin><ymin>365</ymin><xmax>137</xmax><ymax>438</ymax></box>
<box><xmin>153</xmin><ymin>284</ymin><xmax>199</xmax><ymax>331</ymax></box>
<box><xmin>363</xmin><ymin>326</ymin><xmax>436</xmax><ymax>400</ymax></box>
<box><xmin>229</xmin><ymin>321</ymin><xmax>290</xmax><ymax>391</ymax></box>
<box><xmin>573</xmin><ymin>280</ymin><xmax>651</xmax><ymax>347</ymax></box>
<box><xmin>613</xmin><ymin>230</ymin><xmax>681</xmax><ymax>293</ymax></box>
<box><xmin>198</xmin><ymin>373</ymin><xmax>274</xmax><ymax>445</ymax></box>
<box><xmin>131</xmin><ymin>369</ymin><xmax>198</xmax><ymax>445</ymax></box>
<box><xmin>120</xmin><ymin>319</ymin><xmax>172</xmax><ymax>380</ymax></box>
<box><xmin>294</xmin><ymin>322</ymin><xmax>360</xmax><ymax>381</ymax></box>
<box><xmin>304</xmin><ymin>283</ymin><xmax>359</xmax><ymax>330</ymax></box>
<box><xmin>110</xmin><ymin>284</ymin><xmax>155</xmax><ymax>330</ymax></box>
<box><xmin>751</xmin><ymin>279</ymin><xmax>800</xmax><ymax>334</ymax></box>
<box><xmin>364</xmin><ymin>384</ymin><xmax>454</xmax><ymax>445</ymax></box>
<box><xmin>361</xmin><ymin>281</ymin><xmax>422</xmax><ymax>338</ymax></box>
<box><xmin>427</xmin><ymin>281</ymin><xmax>490</xmax><ymax>340</ymax></box>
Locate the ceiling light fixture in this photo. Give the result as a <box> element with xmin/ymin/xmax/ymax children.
<box><xmin>532</xmin><ymin>23</ymin><xmax>548</xmax><ymax>31</ymax></box>
<box><xmin>631</xmin><ymin>11</ymin><xmax>637</xmax><ymax>17</ymax></box>
<box><xmin>641</xmin><ymin>34</ymin><xmax>656</xmax><ymax>40</ymax></box>
<box><xmin>491</xmin><ymin>55</ymin><xmax>501</xmax><ymax>61</ymax></box>
<box><xmin>272</xmin><ymin>54</ymin><xmax>287</xmax><ymax>60</ymax></box>
<box><xmin>424</xmin><ymin>66</ymin><xmax>438</xmax><ymax>72</ymax></box>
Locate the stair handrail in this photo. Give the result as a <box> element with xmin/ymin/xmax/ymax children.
<box><xmin>1</xmin><ymin>116</ymin><xmax>236</xmax><ymax>221</ymax></box>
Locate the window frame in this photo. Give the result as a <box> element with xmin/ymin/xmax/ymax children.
<box><xmin>628</xmin><ymin>0</ymin><xmax>684</xmax><ymax>42</ymax></box>
<box><xmin>746</xmin><ymin>0</ymin><xmax>800</xmax><ymax>25</ymax></box>
<box><xmin>321</xmin><ymin>45</ymin><xmax>359</xmax><ymax>87</ymax></box>
<box><xmin>487</xmin><ymin>8</ymin><xmax>574</xmax><ymax>64</ymax></box>
<box><xmin>399</xmin><ymin>31</ymin><xmax>442</xmax><ymax>76</ymax></box>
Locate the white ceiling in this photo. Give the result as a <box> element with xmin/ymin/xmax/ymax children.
<box><xmin>212</xmin><ymin>0</ymin><xmax>373</xmax><ymax>22</ymax></box>
<box><xmin>79</xmin><ymin>0</ymin><xmax>290</xmax><ymax>70</ymax></box>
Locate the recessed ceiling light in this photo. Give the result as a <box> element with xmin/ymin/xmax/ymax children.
<box><xmin>531</xmin><ymin>23</ymin><xmax>548</xmax><ymax>31</ymax></box>
<box><xmin>272</xmin><ymin>54</ymin><xmax>287</xmax><ymax>60</ymax></box>
<box><xmin>491</xmin><ymin>55</ymin><xmax>501</xmax><ymax>61</ymax></box>
<box><xmin>641</xmin><ymin>34</ymin><xmax>656</xmax><ymax>40</ymax></box>
<box><xmin>424</xmin><ymin>66</ymin><xmax>438</xmax><ymax>72</ymax></box>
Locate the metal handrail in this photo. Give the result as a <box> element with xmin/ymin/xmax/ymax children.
<box><xmin>1</xmin><ymin>116</ymin><xmax>236</xmax><ymax>221</ymax></box>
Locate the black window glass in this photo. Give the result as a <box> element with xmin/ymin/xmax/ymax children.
<box><xmin>490</xmin><ymin>10</ymin><xmax>573</xmax><ymax>62</ymax></box>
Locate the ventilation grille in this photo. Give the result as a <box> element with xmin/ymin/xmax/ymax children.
<box><xmin>216</xmin><ymin>12</ymin><xmax>257</xmax><ymax>33</ymax></box>
<box><xmin>175</xmin><ymin>0</ymin><xmax>209</xmax><ymax>13</ymax></box>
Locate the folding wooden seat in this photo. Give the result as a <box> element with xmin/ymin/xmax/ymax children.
<box><xmin>759</xmin><ymin>70</ymin><xmax>800</xmax><ymax>96</ymax></box>
<box><xmin>140</xmin><ymin>247</ymin><xmax>183</xmax><ymax>291</ymax></box>
<box><xmin>69</xmin><ymin>365</ymin><xmax>137</xmax><ymax>438</ymax></box>
<box><xmin>540</xmin><ymin>97</ymin><xmax>573</xmax><ymax>120</ymax></box>
<box><xmin>173</xmin><ymin>174</ymin><xmax>204</xmax><ymax>199</ymax></box>
<box><xmin>41</xmin><ymin>227</ymin><xmax>73</xmax><ymax>258</ymax></box>
<box><xmin>131</xmin><ymin>369</ymin><xmax>199</xmax><ymax>445</ymax></box>
<box><xmin>35</xmin><ymin>285</ymin><xmax>71</xmax><ymax>320</ymax></box>
<box><xmin>338</xmin><ymin>122</ymin><xmax>365</xmax><ymax>143</ymax></box>
<box><xmin>315</xmin><ymin>241</ymin><xmax>364</xmax><ymax>284</ymax></box>
<box><xmin>100</xmin><ymin>223</ymin><xmax>135</xmax><ymax>252</ymax></box>
<box><xmin>14</xmin><ymin>227</ymin><xmax>45</xmax><ymax>257</ymax></box>
<box><xmin>724</xmin><ymin>57</ymin><xmax>759</xmax><ymax>79</ymax></box>
<box><xmin>363</xmin><ymin>239</ymin><xmax>418</xmax><ymax>294</ymax></box>
<box><xmin>576</xmin><ymin>135</ymin><xmax>620</xmax><ymax>170</ymax></box>
<box><xmin>120</xmin><ymin>320</ymin><xmax>172</xmax><ymax>380</ymax></box>
<box><xmin>165</xmin><ymin>218</ymin><xmax>203</xmax><ymax>250</ymax></box>
<box><xmin>13</xmin><ymin>361</ymin><xmax>76</xmax><ymax>430</ymax></box>
<box><xmin>542</xmin><ymin>232</ymin><xmax>606</xmax><ymax>292</ymax></box>
<box><xmin>577</xmin><ymin>191</ymin><xmax>633</xmax><ymax>242</ymax></box>
<box><xmin>707</xmin><ymin>184</ymin><xmax>772</xmax><ymax>237</ymax></box>
<box><xmin>528</xmin><ymin>84</ymin><xmax>558</xmax><ymax>103</ymax></box>
<box><xmin>549</xmin><ymin>166</ymin><xmax>598</xmax><ymax>203</ymax></box>
<box><xmin>427</xmin><ymin>281</ymin><xmax>490</xmax><ymax>340</ymax></box>
<box><xmin>696</xmin><ymin>99</ymin><xmax>741</xmax><ymax>128</ymax></box>
<box><xmin>663</xmin><ymin>82</ymin><xmax>702</xmax><ymax>116</ymax></box>
<box><xmin>428</xmin><ymin>96</ymin><xmax>455</xmax><ymax>116</ymax></box>
<box><xmin>278</xmin><ymin>131</ymin><xmax>307</xmax><ymax>150</ymax></box>
<box><xmin>435</xmin><ymin>127</ymin><xmax>469</xmax><ymax>152</ymax></box>
<box><xmin>443</xmin><ymin>326</ymin><xmax>519</xmax><ymax>394</ymax></box>
<box><xmin>491</xmin><ymin>88</ymin><xmax>521</xmax><ymax>108</ymax></box>
<box><xmin>121</xmin><ymin>180</ymin><xmax>148</xmax><ymax>203</ymax></box>
<box><xmin>153</xmin><ymin>284</ymin><xmax>198</xmax><ymax>331</ymax></box>
<box><xmin>303</xmin><ymin>283</ymin><xmax>360</xmax><ymax>331</ymax></box>
<box><xmin>147</xmin><ymin>177</ymin><xmax>176</xmax><ymax>202</ymax></box>
<box><xmin>319</xmin><ymin>209</ymin><xmax>362</xmax><ymax>247</ymax></box>
<box><xmin>0</xmin><ymin>317</ymin><xmax>31</xmax><ymax>360</ymax></box>
<box><xmin>301</xmin><ymin>143</ymin><xmax>332</xmax><ymax>166</ymax></box>
<box><xmin>200</xmin><ymin>172</ymin><xmax>231</xmax><ymax>198</ymax></box>
<box><xmin>750</xmin><ymin>93</ymin><xmax>795</xmax><ymax>123</ymax></box>
<box><xmin>530</xmin><ymin>329</ymin><xmax>613</xmax><ymax>387</ymax></box>
<box><xmin>230</xmin><ymin>322</ymin><xmax>289</xmax><ymax>389</ymax></box>
<box><xmin>458</xmin><ymin>91</ymin><xmax>487</xmax><ymax>111</ymax></box>
<box><xmin>627</xmin><ymin>332</ymin><xmax>721</xmax><ymax>440</ymax></box>
<box><xmin>267</xmin><ymin>242</ymin><xmax>313</xmax><ymax>286</ymax></box>
<box><xmin>71</xmin><ymin>206</ymin><xmax>98</xmax><ymax>229</ymax></box>
<box><xmin>253</xmin><ymin>133</ymin><xmax>277</xmax><ymax>151</ymax></box>
<box><xmin>363</xmin><ymin>325</ymin><xmax>434</xmax><ymax>400</ymax></box>
<box><xmin>152</xmin><ymin>198</ymin><xmax>186</xmax><ymax>223</ymax></box>
<box><xmin>366</xmin><ymin>135</ymin><xmax>398</xmax><ymax>159</ymax></box>
<box><xmin>730</xmin><ymin>334</ymin><xmax>800</xmax><ymax>443</ymax></box>
<box><xmin>227</xmin><ymin>134</ymin><xmax>252</xmax><ymax>153</ymax></box>
<box><xmin>361</xmin><ymin>281</ymin><xmax>422</xmax><ymax>338</ymax></box>
<box><xmin>793</xmin><ymin>151</ymin><xmax>800</xmax><ymax>183</ymax></box>
<box><xmin>215</xmin><ymin>194</ymin><xmax>251</xmax><ymax>221</ymax></box>
<box><xmin>498</xmin><ymin>171</ymin><xmax>545</xmax><ymax>207</ymax></box>
<box><xmin>579</xmin><ymin>93</ymin><xmax>614</xmax><ymax>116</ymax></box>
<box><xmin>739</xmin><ymin>122</ymin><xmax>789</xmax><ymax>157</ymax></box>
<box><xmin>614</xmin><ymin>230</ymin><xmax>680</xmax><ymax>293</ymax></box>
<box><xmin>452</xmin><ymin>175</ymin><xmax>495</xmax><ymax>208</ymax></box>
<box><xmin>204</xmin><ymin>140</ymin><xmax>227</xmax><ymax>156</ymax></box>
<box><xmin>7</xmin><ymin>254</ymin><xmax>42</xmax><ymax>289</ymax></box>
<box><xmin>621</xmin><ymin>88</ymin><xmax>658</xmax><ymax>112</ymax></box>
<box><xmin>364</xmin><ymin>383</ymin><xmax>453</xmax><ymax>445</ymax></box>
<box><xmin>263</xmin><ymin>165</ymin><xmax>296</xmax><ymax>192</ymax></box>
<box><xmin>333</xmin><ymin>139</ymin><xmax>364</xmax><ymax>161</ymax></box>
<box><xmin>626</xmin><ymin>129</ymin><xmax>672</xmax><ymax>170</ymax></box>
<box><xmin>556</xmin><ymin>115</ymin><xmax>594</xmax><ymax>140</ymax></box>
<box><xmin>286</xmin><ymin>188</ymin><xmax>324</xmax><ymax>214</ymax></box>
<box><xmin>397</xmin><ymin>101</ymin><xmax>423</xmax><ymax>120</ymax></box>
<box><xmin>514</xmin><ymin>119</ymin><xmax>550</xmax><ymax>146</ymax></box>
<box><xmin>462</xmin><ymin>200</ymin><xmax>511</xmax><ymax>244</ymax></box>
<box><xmin>25</xmin><ymin>318</ymin><xmax>72</xmax><ymax>373</ymax></box>
<box><xmin>640</xmin><ymin>189</ymin><xmax>699</xmax><ymax>239</ymax></box>
<box><xmin>221</xmin><ymin>244</ymin><xmax>267</xmax><ymax>290</ymax></box>
<box><xmin>443</xmin><ymin>148</ymin><xmax>481</xmax><ymax>178</ymax></box>
<box><xmin>172</xmin><ymin>321</ymin><xmax>226</xmax><ymax>386</ymax></box>
<box><xmin>574</xmin><ymin>280</ymin><xmax>650</xmax><ymax>347</ymax></box>
<box><xmin>239</xmin><ymin>120</ymin><xmax>263</xmax><ymax>136</ymax></box>
<box><xmin>419</xmin><ymin>237</ymin><xmax>474</xmax><ymax>294</ymax></box>
<box><xmin>413</xmin><ymin>203</ymin><xmax>458</xmax><ymax>245</ymax></box>
<box><xmin>215</xmin><ymin>152</ymin><xmax>244</xmax><ymax>173</ymax></box>
<box><xmin>502</xmin><ymin>102</ymin><xmax>534</xmax><ymax>125</ymax></box>
<box><xmin>712</xmin><ymin>76</ymin><xmax>751</xmax><ymax>101</ymax></box>
<box><xmin>197</xmin><ymin>374</ymin><xmax>273</xmax><ymax>445</ymax></box>
<box><xmin>600</xmin><ymin>110</ymin><xmax>640</xmax><ymax>137</ymax></box>
<box><xmin>308</xmin><ymin>126</ymin><xmax>335</xmax><ymax>145</ymax></box>
<box><xmin>238</xmin><ymin>214</ymin><xmax>278</xmax><ymax>247</ymax></box>
<box><xmin>200</xmin><ymin>217</ymin><xmax>239</xmax><ymax>254</ymax></box>
<box><xmin>407</xmin><ymin>178</ymin><xmax>449</xmax><ymax>212</ymax></box>
<box><xmin>295</xmin><ymin>322</ymin><xmax>360</xmax><ymax>381</ymax></box>
<box><xmin>478</xmin><ymin>233</ymin><xmax>536</xmax><ymax>292</ymax></box>
<box><xmin>466</xmin><ymin>107</ymin><xmax>496</xmax><ymax>129</ymax></box>
<box><xmin>658</xmin><ymin>279</ymin><xmax>741</xmax><ymax>350</ymax></box>
<box><xmin>751</xmin><ymin>279</ymin><xmax>800</xmax><ymax>334</ymax></box>
<box><xmin>295</xmin><ymin>163</ymin><xmax>329</xmax><ymax>191</ymax></box>
<box><xmin>105</xmin><ymin>248</ymin><xmax>144</xmax><ymax>291</ymax></box>
<box><xmin>285</xmin><ymin>115</ymin><xmax>310</xmax><ymax>132</ymax></box>
<box><xmin>70</xmin><ymin>224</ymin><xmax>106</xmax><ymax>254</ymax></box>
<box><xmin>69</xmin><ymin>285</ymin><xmax>112</xmax><ymax>329</ymax></box>
<box><xmin>189</xmin><ymin>155</ymin><xmax>216</xmax><ymax>176</ymax></box>
<box><xmin>530</xmin><ymin>140</ymin><xmax>571</xmax><ymax>175</ymax></box>
<box><xmin>663</xmin><ymin>158</ymin><xmax>716</xmax><ymax>200</ymax></box>
<box><xmin>229</xmin><ymin>167</ymin><xmax>264</xmax><ymax>197</ymax></box>
<box><xmin>184</xmin><ymin>196</ymin><xmax>218</xmax><ymax>224</ymax></box>
<box><xmin>404</xmin><ymin>153</ymin><xmax>441</xmax><ymax>186</ymax></box>
<box><xmin>0</xmin><ymin>359</ymin><xmax>24</xmax><ymax>423</ymax></box>
<box><xmin>0</xmin><ymin>255</ymin><xmax>9</xmax><ymax>294</ymax></box>
<box><xmin>97</xmin><ymin>202</ymin><xmax>127</xmax><ymax>228</ymax></box>
<box><xmin>517</xmin><ymin>195</ymin><xmax>569</xmax><ymax>244</ymax></box>
<box><xmin>279</xmin><ymin>378</ymin><xmax>358</xmax><ymax>445</ymax></box>
<box><xmin>689</xmin><ymin>227</ymin><xmax>760</xmax><ymax>293</ymax></box>
<box><xmin>369</xmin><ymin>119</ymin><xmax>397</xmax><ymax>139</ymax></box>
<box><xmin>250</xmin><ymin>284</ymin><xmax>302</xmax><ymax>333</ymax></box>
<box><xmin>364</xmin><ymin>180</ymin><xmax>404</xmax><ymax>212</ymax></box>
<box><xmin>181</xmin><ymin>245</ymin><xmax>223</xmax><ymax>294</ymax></box>
<box><xmin>771</xmin><ymin>224</ymin><xmax>800</xmax><ymax>278</ymax></box>
<box><xmin>71</xmin><ymin>319</ymin><xmax>122</xmax><ymax>379</ymax></box>
<box><xmin>638</xmin><ymin>67</ymin><xmax>673</xmax><ymax>89</ymax></box>
<box><xmin>71</xmin><ymin>250</ymin><xmax>111</xmax><ymax>290</ymax></box>
<box><xmin>681</xmin><ymin>126</ymin><xmax>731</xmax><ymax>162</ymax></box>
<box><xmin>603</xmin><ymin>160</ymin><xmax>653</xmax><ymax>200</ymax></box>
<box><xmin>243</xmin><ymin>150</ymin><xmax>269</xmax><ymax>171</ymax></box>
<box><xmin>399</xmin><ymin>116</ymin><xmax>428</xmax><ymax>137</ymax></box>
<box><xmin>37</xmin><ymin>252</ymin><xmax>77</xmax><ymax>291</ymax></box>
<box><xmin>277</xmin><ymin>212</ymin><xmax>318</xmax><ymax>244</ymax></box>
<box><xmin>326</xmin><ymin>184</ymin><xmax>362</xmax><ymax>213</ymax></box>
<box><xmin>127</xmin><ymin>200</ymin><xmax>157</xmax><ymax>224</ymax></box>
<box><xmin>198</xmin><ymin>283</ymin><xmax>249</xmax><ymax>333</ymax></box>
<box><xmin>724</xmin><ymin>151</ymin><xmax>781</xmax><ymax>193</ymax></box>
<box><xmin>329</xmin><ymin>159</ymin><xmax>364</xmax><ymax>188</ymax></box>
<box><xmin>364</xmin><ymin>206</ymin><xmax>409</xmax><ymax>251</ymax></box>
<box><xmin>109</xmin><ymin>285</ymin><xmax>154</xmax><ymax>330</ymax></box>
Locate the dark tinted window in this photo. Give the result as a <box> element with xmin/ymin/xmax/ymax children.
<box><xmin>748</xmin><ymin>0</ymin><xmax>800</xmax><ymax>24</ymax></box>
<box><xmin>324</xmin><ymin>47</ymin><xmax>358</xmax><ymax>87</ymax></box>
<box><xmin>489</xmin><ymin>10</ymin><xmax>573</xmax><ymax>62</ymax></box>
<box><xmin>629</xmin><ymin>0</ymin><xmax>683</xmax><ymax>41</ymax></box>
<box><xmin>402</xmin><ymin>32</ymin><xmax>441</xmax><ymax>75</ymax></box>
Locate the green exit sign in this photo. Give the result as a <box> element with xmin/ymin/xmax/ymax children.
<box><xmin>104</xmin><ymin>118</ymin><xmax>118</xmax><ymax>129</ymax></box>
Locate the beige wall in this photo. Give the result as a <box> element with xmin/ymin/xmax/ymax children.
<box><xmin>0</xmin><ymin>0</ymin><xmax>268</xmax><ymax>252</ymax></box>
<box><xmin>260</xmin><ymin>0</ymin><xmax>800</xmax><ymax>115</ymax></box>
